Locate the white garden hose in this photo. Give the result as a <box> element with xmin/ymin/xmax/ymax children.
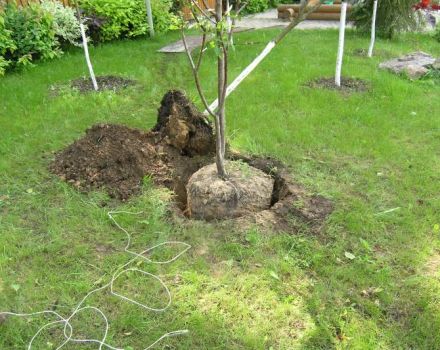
<box><xmin>0</xmin><ymin>211</ymin><xmax>190</xmax><ymax>349</ymax></box>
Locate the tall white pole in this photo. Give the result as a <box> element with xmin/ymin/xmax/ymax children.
<box><xmin>368</xmin><ymin>0</ymin><xmax>378</xmax><ymax>58</ymax></box>
<box><xmin>145</xmin><ymin>0</ymin><xmax>155</xmax><ymax>37</ymax></box>
<box><xmin>79</xmin><ymin>21</ymin><xmax>98</xmax><ymax>91</ymax></box>
<box><xmin>335</xmin><ymin>1</ymin><xmax>347</xmax><ymax>87</ymax></box>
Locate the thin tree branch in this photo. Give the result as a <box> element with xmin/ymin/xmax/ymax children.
<box><xmin>189</xmin><ymin>0</ymin><xmax>216</xmax><ymax>24</ymax></box>
<box><xmin>181</xmin><ymin>28</ymin><xmax>217</xmax><ymax>119</ymax></box>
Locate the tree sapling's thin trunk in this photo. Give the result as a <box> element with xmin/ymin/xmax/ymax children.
<box><xmin>78</xmin><ymin>11</ymin><xmax>98</xmax><ymax>91</ymax></box>
<box><xmin>145</xmin><ymin>0</ymin><xmax>155</xmax><ymax>37</ymax></box>
<box><xmin>335</xmin><ymin>1</ymin><xmax>347</xmax><ymax>87</ymax></box>
<box><xmin>368</xmin><ymin>0</ymin><xmax>378</xmax><ymax>57</ymax></box>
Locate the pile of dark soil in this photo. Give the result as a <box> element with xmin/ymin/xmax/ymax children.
<box><xmin>50</xmin><ymin>89</ymin><xmax>333</xmax><ymax>231</ymax></box>
<box><xmin>50</xmin><ymin>90</ymin><xmax>215</xmax><ymax>202</ymax></box>
<box><xmin>71</xmin><ymin>75</ymin><xmax>136</xmax><ymax>93</ymax></box>
<box><xmin>307</xmin><ymin>77</ymin><xmax>369</xmax><ymax>93</ymax></box>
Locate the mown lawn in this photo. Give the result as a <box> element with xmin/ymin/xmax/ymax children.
<box><xmin>1</xmin><ymin>28</ymin><xmax>440</xmax><ymax>349</ymax></box>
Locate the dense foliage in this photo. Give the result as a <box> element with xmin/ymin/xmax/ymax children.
<box><xmin>80</xmin><ymin>0</ymin><xmax>176</xmax><ymax>41</ymax></box>
<box><xmin>0</xmin><ymin>3</ymin><xmax>59</xmax><ymax>74</ymax></box>
<box><xmin>230</xmin><ymin>0</ymin><xmax>287</xmax><ymax>15</ymax></box>
<box><xmin>0</xmin><ymin>0</ymin><xmax>176</xmax><ymax>75</ymax></box>
<box><xmin>351</xmin><ymin>0</ymin><xmax>420</xmax><ymax>38</ymax></box>
<box><xmin>40</xmin><ymin>0</ymin><xmax>81</xmax><ymax>46</ymax></box>
<box><xmin>0</xmin><ymin>15</ymin><xmax>15</xmax><ymax>75</ymax></box>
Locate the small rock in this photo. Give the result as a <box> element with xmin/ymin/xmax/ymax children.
<box><xmin>379</xmin><ymin>51</ymin><xmax>434</xmax><ymax>79</ymax></box>
<box><xmin>405</xmin><ymin>64</ymin><xmax>428</xmax><ymax>80</ymax></box>
<box><xmin>432</xmin><ymin>58</ymin><xmax>440</xmax><ymax>70</ymax></box>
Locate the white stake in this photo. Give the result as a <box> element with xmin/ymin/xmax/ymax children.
<box><xmin>335</xmin><ymin>1</ymin><xmax>347</xmax><ymax>87</ymax></box>
<box><xmin>145</xmin><ymin>0</ymin><xmax>155</xmax><ymax>37</ymax></box>
<box><xmin>79</xmin><ymin>21</ymin><xmax>98</xmax><ymax>91</ymax></box>
<box><xmin>368</xmin><ymin>0</ymin><xmax>378</xmax><ymax>58</ymax></box>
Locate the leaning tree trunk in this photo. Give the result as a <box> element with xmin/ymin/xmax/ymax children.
<box><xmin>76</xmin><ymin>8</ymin><xmax>98</xmax><ymax>91</ymax></box>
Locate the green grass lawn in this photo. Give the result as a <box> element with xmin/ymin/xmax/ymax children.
<box><xmin>1</xmin><ymin>28</ymin><xmax>440</xmax><ymax>349</ymax></box>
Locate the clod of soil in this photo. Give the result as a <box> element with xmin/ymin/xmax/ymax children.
<box><xmin>71</xmin><ymin>75</ymin><xmax>136</xmax><ymax>93</ymax></box>
<box><xmin>306</xmin><ymin>77</ymin><xmax>369</xmax><ymax>93</ymax></box>
<box><xmin>187</xmin><ymin>161</ymin><xmax>274</xmax><ymax>220</ymax></box>
<box><xmin>50</xmin><ymin>89</ymin><xmax>333</xmax><ymax>232</ymax></box>
<box><xmin>154</xmin><ymin>90</ymin><xmax>215</xmax><ymax>156</ymax></box>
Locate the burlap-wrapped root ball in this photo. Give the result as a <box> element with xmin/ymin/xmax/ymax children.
<box><xmin>186</xmin><ymin>161</ymin><xmax>274</xmax><ymax>220</ymax></box>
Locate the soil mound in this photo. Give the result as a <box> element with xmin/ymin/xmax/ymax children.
<box><xmin>187</xmin><ymin>161</ymin><xmax>274</xmax><ymax>220</ymax></box>
<box><xmin>50</xmin><ymin>90</ymin><xmax>215</xmax><ymax>200</ymax></box>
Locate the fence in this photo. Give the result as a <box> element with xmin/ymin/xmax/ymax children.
<box><xmin>3</xmin><ymin>0</ymin><xmax>71</xmax><ymax>6</ymax></box>
<box><xmin>2</xmin><ymin>0</ymin><xmax>216</xmax><ymax>12</ymax></box>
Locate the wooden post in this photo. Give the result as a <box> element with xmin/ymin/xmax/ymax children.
<box><xmin>145</xmin><ymin>0</ymin><xmax>155</xmax><ymax>37</ymax></box>
<box><xmin>335</xmin><ymin>1</ymin><xmax>347</xmax><ymax>87</ymax></box>
<box><xmin>368</xmin><ymin>0</ymin><xmax>378</xmax><ymax>58</ymax></box>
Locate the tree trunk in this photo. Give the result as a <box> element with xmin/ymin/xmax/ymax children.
<box><xmin>79</xmin><ymin>20</ymin><xmax>98</xmax><ymax>91</ymax></box>
<box><xmin>335</xmin><ymin>1</ymin><xmax>347</xmax><ymax>87</ymax></box>
<box><xmin>216</xmin><ymin>0</ymin><xmax>227</xmax><ymax>178</ymax></box>
<box><xmin>145</xmin><ymin>0</ymin><xmax>155</xmax><ymax>37</ymax></box>
<box><xmin>368</xmin><ymin>0</ymin><xmax>378</xmax><ymax>58</ymax></box>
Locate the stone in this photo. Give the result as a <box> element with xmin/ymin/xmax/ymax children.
<box><xmin>379</xmin><ymin>51</ymin><xmax>435</xmax><ymax>79</ymax></box>
<box><xmin>404</xmin><ymin>64</ymin><xmax>429</xmax><ymax>80</ymax></box>
<box><xmin>432</xmin><ymin>58</ymin><xmax>440</xmax><ymax>70</ymax></box>
<box><xmin>187</xmin><ymin>161</ymin><xmax>274</xmax><ymax>220</ymax></box>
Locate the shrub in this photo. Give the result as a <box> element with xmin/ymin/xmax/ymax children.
<box><xmin>0</xmin><ymin>15</ymin><xmax>16</xmax><ymax>75</ymax></box>
<box><xmin>351</xmin><ymin>0</ymin><xmax>420</xmax><ymax>39</ymax></box>
<box><xmin>80</xmin><ymin>0</ymin><xmax>176</xmax><ymax>42</ymax></box>
<box><xmin>40</xmin><ymin>0</ymin><xmax>81</xmax><ymax>46</ymax></box>
<box><xmin>240</xmin><ymin>0</ymin><xmax>269</xmax><ymax>14</ymax></box>
<box><xmin>434</xmin><ymin>24</ymin><xmax>440</xmax><ymax>42</ymax></box>
<box><xmin>2</xmin><ymin>3</ymin><xmax>60</xmax><ymax>71</ymax></box>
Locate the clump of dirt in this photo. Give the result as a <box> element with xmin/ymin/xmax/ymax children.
<box><xmin>71</xmin><ymin>75</ymin><xmax>136</xmax><ymax>93</ymax></box>
<box><xmin>187</xmin><ymin>161</ymin><xmax>275</xmax><ymax>220</ymax></box>
<box><xmin>306</xmin><ymin>77</ymin><xmax>369</xmax><ymax>93</ymax></box>
<box><xmin>154</xmin><ymin>90</ymin><xmax>215</xmax><ymax>156</ymax></box>
<box><xmin>50</xmin><ymin>89</ymin><xmax>333</xmax><ymax>232</ymax></box>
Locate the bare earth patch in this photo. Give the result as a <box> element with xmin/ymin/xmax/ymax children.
<box><xmin>306</xmin><ymin>77</ymin><xmax>369</xmax><ymax>93</ymax></box>
<box><xmin>71</xmin><ymin>75</ymin><xmax>137</xmax><ymax>93</ymax></box>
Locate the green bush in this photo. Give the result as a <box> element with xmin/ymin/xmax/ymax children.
<box><xmin>351</xmin><ymin>0</ymin><xmax>420</xmax><ymax>39</ymax></box>
<box><xmin>240</xmin><ymin>0</ymin><xmax>269</xmax><ymax>14</ymax></box>
<box><xmin>0</xmin><ymin>15</ymin><xmax>16</xmax><ymax>75</ymax></box>
<box><xmin>80</xmin><ymin>0</ymin><xmax>176</xmax><ymax>42</ymax></box>
<box><xmin>434</xmin><ymin>24</ymin><xmax>440</xmax><ymax>42</ymax></box>
<box><xmin>1</xmin><ymin>3</ymin><xmax>60</xmax><ymax>71</ymax></box>
<box><xmin>40</xmin><ymin>0</ymin><xmax>81</xmax><ymax>46</ymax></box>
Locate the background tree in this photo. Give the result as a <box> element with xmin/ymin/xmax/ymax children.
<box><xmin>352</xmin><ymin>0</ymin><xmax>419</xmax><ymax>39</ymax></box>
